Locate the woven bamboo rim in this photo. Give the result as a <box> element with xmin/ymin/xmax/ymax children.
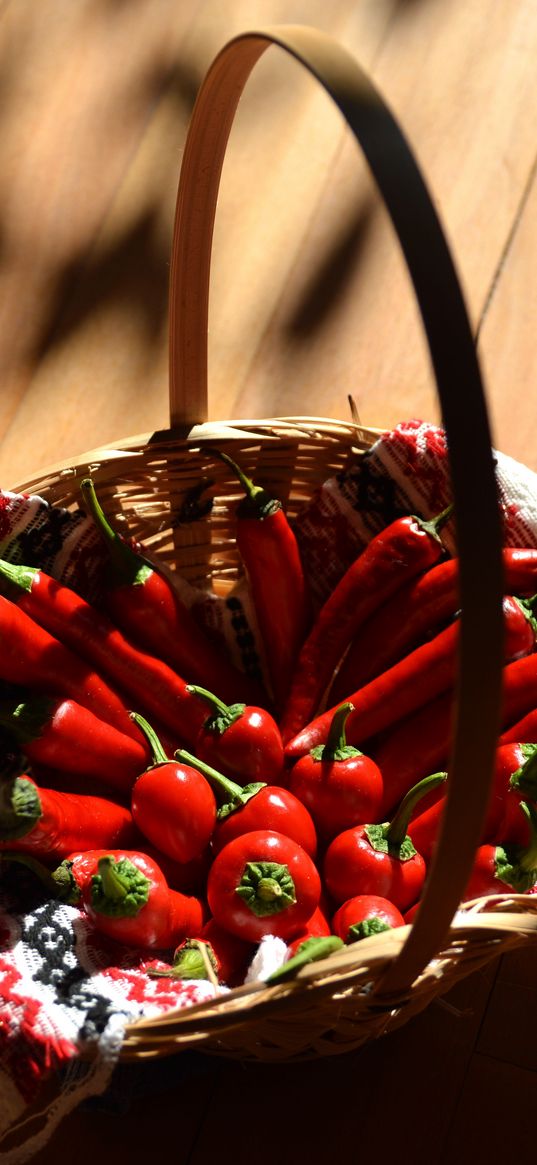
<box><xmin>11</xmin><ymin>27</ymin><xmax>537</xmax><ymax>1061</ymax></box>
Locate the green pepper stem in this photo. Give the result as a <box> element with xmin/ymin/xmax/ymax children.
<box><xmin>0</xmin><ymin>773</ymin><xmax>42</xmax><ymax>840</ymax></box>
<box><xmin>0</xmin><ymin>698</ymin><xmax>55</xmax><ymax>745</ymax></box>
<box><xmin>386</xmin><ymin>772</ymin><xmax>448</xmax><ymax>848</ymax></box>
<box><xmin>80</xmin><ymin>478</ymin><xmax>150</xmax><ymax>587</ymax></box>
<box><xmin>174</xmin><ymin>747</ymin><xmax>262</xmax><ymax>804</ymax></box>
<box><xmin>208</xmin><ymin>449</ymin><xmax>280</xmax><ymax>519</ymax></box>
<box><xmin>98</xmin><ymin>855</ymin><xmax>129</xmax><ymax>902</ymax></box>
<box><xmin>510</xmin><ymin>745</ymin><xmax>537</xmax><ymax>798</ymax></box>
<box><xmin>321</xmin><ymin>702</ymin><xmax>362</xmax><ymax>761</ymax></box>
<box><xmin>130</xmin><ymin>712</ymin><xmax>169</xmax><ymax>765</ymax></box>
<box><xmin>185</xmin><ymin>686</ymin><xmax>232</xmax><ymax>719</ymax></box>
<box><xmin>0</xmin><ymin>559</ymin><xmax>37</xmax><ymax>598</ymax></box>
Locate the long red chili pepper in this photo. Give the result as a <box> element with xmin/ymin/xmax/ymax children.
<box><xmin>0</xmin><ymin>558</ymin><xmax>237</xmax><ymax>750</ymax></box>
<box><xmin>329</xmin><ymin>548</ymin><xmax>537</xmax><ymax>702</ymax></box>
<box><xmin>407</xmin><ymin>744</ymin><xmax>537</xmax><ymax>861</ymax></box>
<box><xmin>63</xmin><ymin>849</ymin><xmax>205</xmax><ymax>949</ymax></box>
<box><xmin>323</xmin><ymin>772</ymin><xmax>447</xmax><ymax>911</ymax></box>
<box><xmin>79</xmin><ymin>478</ymin><xmax>262</xmax><ymax>707</ymax></box>
<box><xmin>174</xmin><ymin>746</ymin><xmax>317</xmax><ymax>858</ymax></box>
<box><xmin>280</xmin><ymin>506</ymin><xmax>452</xmax><ymax>744</ymax></box>
<box><xmin>285</xmin><ymin>595</ymin><xmax>535</xmax><ymax>761</ymax></box>
<box><xmin>186</xmin><ymin>684</ymin><xmax>284</xmax><ymax>783</ymax></box>
<box><xmin>210</xmin><ymin>450</ymin><xmax>312</xmax><ymax>715</ymax></box>
<box><xmin>0</xmin><ymin>594</ymin><xmax>145</xmax><ymax>748</ymax></box>
<box><xmin>463</xmin><ymin>802</ymin><xmax>537</xmax><ymax>899</ymax></box>
<box><xmin>0</xmin><ymin>774</ymin><xmax>137</xmax><ymax>861</ymax></box>
<box><xmin>0</xmin><ymin>695</ymin><xmax>147</xmax><ymax>793</ymax></box>
<box><xmin>287</xmin><ymin>702</ymin><xmax>383</xmax><ymax>842</ymax></box>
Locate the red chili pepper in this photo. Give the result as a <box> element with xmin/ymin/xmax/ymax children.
<box><xmin>463</xmin><ymin>802</ymin><xmax>537</xmax><ymax>900</ymax></box>
<box><xmin>72</xmin><ymin>850</ymin><xmax>205</xmax><ymax>949</ymax></box>
<box><xmin>0</xmin><ymin>774</ymin><xmax>137</xmax><ymax>861</ymax></box>
<box><xmin>187</xmin><ymin>685</ymin><xmax>284</xmax><ymax>784</ymax></box>
<box><xmin>206</xmin><ymin>829</ymin><xmax>321</xmax><ymax>942</ymax></box>
<box><xmin>288</xmin><ymin>702</ymin><xmax>383</xmax><ymax>842</ymax></box>
<box><xmin>79</xmin><ymin>478</ymin><xmax>263</xmax><ymax>707</ymax></box>
<box><xmin>211</xmin><ymin>449</ymin><xmax>312</xmax><ymax>714</ymax></box>
<box><xmin>329</xmin><ymin>548</ymin><xmax>537</xmax><ymax>702</ymax></box>
<box><xmin>500</xmin><ymin>708</ymin><xmax>537</xmax><ymax>744</ymax></box>
<box><xmin>174</xmin><ymin>747</ymin><xmax>317</xmax><ymax>858</ymax></box>
<box><xmin>0</xmin><ymin>695</ymin><xmax>147</xmax><ymax>794</ymax></box>
<box><xmin>286</xmin><ymin>905</ymin><xmax>332</xmax><ymax>957</ymax></box>
<box><xmin>408</xmin><ymin>745</ymin><xmax>537</xmax><ymax>860</ymax></box>
<box><xmin>130</xmin><ymin>715</ymin><xmax>217</xmax><ymax>864</ymax></box>
<box><xmin>199</xmin><ymin>918</ymin><xmax>256</xmax><ymax>985</ymax></box>
<box><xmin>323</xmin><ymin>772</ymin><xmax>447</xmax><ymax>910</ymax></box>
<box><xmin>0</xmin><ymin>594</ymin><xmax>145</xmax><ymax>748</ymax></box>
<box><xmin>373</xmin><ymin>692</ymin><xmax>454</xmax><ymax>817</ymax></box>
<box><xmin>279</xmin><ymin>507</ymin><xmax>452</xmax><ymax>745</ymax></box>
<box><xmin>331</xmin><ymin>895</ymin><xmax>405</xmax><ymax>943</ymax></box>
<box><xmin>0</xmin><ymin>558</ymin><xmax>232</xmax><ymax>750</ymax></box>
<box><xmin>286</xmin><ymin>595</ymin><xmax>534</xmax><ymax>761</ymax></box>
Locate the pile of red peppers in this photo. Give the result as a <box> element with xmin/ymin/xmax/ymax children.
<box><xmin>2</xmin><ymin>454</ymin><xmax>537</xmax><ymax>990</ymax></box>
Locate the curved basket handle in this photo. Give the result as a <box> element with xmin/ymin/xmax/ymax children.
<box><xmin>168</xmin><ymin>26</ymin><xmax>504</xmax><ymax>998</ymax></box>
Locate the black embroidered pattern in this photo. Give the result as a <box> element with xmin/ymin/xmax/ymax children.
<box><xmin>225</xmin><ymin>596</ymin><xmax>264</xmax><ymax>683</ymax></box>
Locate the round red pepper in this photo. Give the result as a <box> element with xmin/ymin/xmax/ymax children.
<box><xmin>323</xmin><ymin>772</ymin><xmax>447</xmax><ymax>910</ymax></box>
<box><xmin>331</xmin><ymin>895</ymin><xmax>405</xmax><ymax>943</ymax></box>
<box><xmin>463</xmin><ymin>802</ymin><xmax>537</xmax><ymax>901</ymax></box>
<box><xmin>206</xmin><ymin>829</ymin><xmax>321</xmax><ymax>942</ymax></box>
<box><xmin>130</xmin><ymin>715</ymin><xmax>217</xmax><ymax>863</ymax></box>
<box><xmin>286</xmin><ymin>906</ymin><xmax>332</xmax><ymax>957</ymax></box>
<box><xmin>288</xmin><ymin>702</ymin><xmax>383</xmax><ymax>841</ymax></box>
<box><xmin>187</xmin><ymin>685</ymin><xmax>284</xmax><ymax>783</ymax></box>
<box><xmin>174</xmin><ymin>747</ymin><xmax>317</xmax><ymax>858</ymax></box>
<box><xmin>77</xmin><ymin>850</ymin><xmax>205</xmax><ymax>949</ymax></box>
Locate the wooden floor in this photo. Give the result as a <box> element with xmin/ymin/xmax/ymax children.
<box><xmin>1</xmin><ymin>0</ymin><xmax>536</xmax><ymax>1158</ymax></box>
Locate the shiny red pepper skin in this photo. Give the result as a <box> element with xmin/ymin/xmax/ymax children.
<box><xmin>0</xmin><ymin>695</ymin><xmax>147</xmax><ymax>794</ymax></box>
<box><xmin>407</xmin><ymin>744</ymin><xmax>537</xmax><ymax>861</ymax></box>
<box><xmin>0</xmin><ymin>777</ymin><xmax>137</xmax><ymax>861</ymax></box>
<box><xmin>207</xmin><ymin>829</ymin><xmax>321</xmax><ymax>942</ymax></box>
<box><xmin>331</xmin><ymin>895</ymin><xmax>405</xmax><ymax>943</ymax></box>
<box><xmin>288</xmin><ymin>703</ymin><xmax>383</xmax><ymax>842</ymax></box>
<box><xmin>330</xmin><ymin>547</ymin><xmax>537</xmax><ymax>702</ymax></box>
<box><xmin>322</xmin><ymin>773</ymin><xmax>444</xmax><ymax>911</ymax></box>
<box><xmin>189</xmin><ymin>686</ymin><xmax>284</xmax><ymax>784</ymax></box>
<box><xmin>212</xmin><ymin>450</ymin><xmax>312</xmax><ymax>715</ymax></box>
<box><xmin>286</xmin><ymin>596</ymin><xmax>534</xmax><ymax>761</ymax></box>
<box><xmin>212</xmin><ymin>785</ymin><xmax>318</xmax><ymax>859</ymax></box>
<box><xmin>0</xmin><ymin>595</ymin><xmax>144</xmax><ymax>747</ymax></box>
<box><xmin>199</xmin><ymin>918</ymin><xmax>256</xmax><ymax>985</ymax></box>
<box><xmin>324</xmin><ymin>825</ymin><xmax>426</xmax><ymax>911</ymax></box>
<box><xmin>79</xmin><ymin>479</ymin><xmax>262</xmax><ymax>708</ymax></box>
<box><xmin>130</xmin><ymin>718</ymin><xmax>217</xmax><ymax>864</ymax></box>
<box><xmin>373</xmin><ymin>693</ymin><xmax>454</xmax><ymax>817</ymax></box>
<box><xmin>286</xmin><ymin>906</ymin><xmax>332</xmax><ymax>956</ymax></box>
<box><xmin>280</xmin><ymin>511</ymin><xmax>450</xmax><ymax>745</ymax></box>
<box><xmin>74</xmin><ymin>850</ymin><xmax>205</xmax><ymax>949</ymax></box>
<box><xmin>0</xmin><ymin>561</ymin><xmax>225</xmax><ymax>748</ymax></box>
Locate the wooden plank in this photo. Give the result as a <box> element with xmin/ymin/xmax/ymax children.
<box><xmin>478</xmin><ymin>164</ymin><xmax>537</xmax><ymax>470</ymax></box>
<box><xmin>226</xmin><ymin>0</ymin><xmax>537</xmax><ymax>436</ymax></box>
<box><xmin>187</xmin><ymin>964</ymin><xmax>499</xmax><ymax>1165</ymax></box>
<box><xmin>0</xmin><ymin>1</ymin><xmax>399</xmax><ymax>485</ymax></box>
<box><xmin>441</xmin><ymin>1053</ymin><xmax>537</xmax><ymax>1163</ymax></box>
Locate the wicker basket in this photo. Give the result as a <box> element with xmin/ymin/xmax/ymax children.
<box><xmin>11</xmin><ymin>26</ymin><xmax>537</xmax><ymax>1063</ymax></box>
